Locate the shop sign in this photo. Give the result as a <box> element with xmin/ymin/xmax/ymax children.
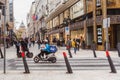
<box><xmin>65</xmin><ymin>27</ymin><xmax>70</xmax><ymax>35</ymax></box>
<box><xmin>103</xmin><ymin>18</ymin><xmax>110</xmax><ymax>28</ymax></box>
<box><xmin>97</xmin><ymin>27</ymin><xmax>102</xmax><ymax>45</ymax></box>
<box><xmin>96</xmin><ymin>0</ymin><xmax>101</xmax><ymax>7</ymax></box>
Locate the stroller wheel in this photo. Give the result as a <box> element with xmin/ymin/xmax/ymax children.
<box><xmin>26</xmin><ymin>52</ymin><xmax>33</xmax><ymax>58</ymax></box>
<box><xmin>34</xmin><ymin>56</ymin><xmax>40</xmax><ymax>63</ymax></box>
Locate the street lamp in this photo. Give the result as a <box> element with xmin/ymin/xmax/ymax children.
<box><xmin>0</xmin><ymin>0</ymin><xmax>7</xmax><ymax>74</ymax></box>
<box><xmin>63</xmin><ymin>16</ymin><xmax>71</xmax><ymax>39</ymax></box>
<box><xmin>0</xmin><ymin>3</ymin><xmax>6</xmax><ymax>74</ymax></box>
<box><xmin>63</xmin><ymin>16</ymin><xmax>71</xmax><ymax>26</ymax></box>
<box><xmin>63</xmin><ymin>16</ymin><xmax>72</xmax><ymax>58</ymax></box>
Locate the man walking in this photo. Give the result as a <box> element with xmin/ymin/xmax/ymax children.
<box><xmin>66</xmin><ymin>37</ymin><xmax>72</xmax><ymax>58</ymax></box>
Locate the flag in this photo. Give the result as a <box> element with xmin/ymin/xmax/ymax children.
<box><xmin>32</xmin><ymin>14</ymin><xmax>36</xmax><ymax>21</ymax></box>
<box><xmin>35</xmin><ymin>15</ymin><xmax>38</xmax><ymax>20</ymax></box>
<box><xmin>32</xmin><ymin>14</ymin><xmax>38</xmax><ymax>21</ymax></box>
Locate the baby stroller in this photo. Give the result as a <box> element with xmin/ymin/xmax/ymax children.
<box><xmin>17</xmin><ymin>49</ymin><xmax>33</xmax><ymax>58</ymax></box>
<box><xmin>34</xmin><ymin>45</ymin><xmax>58</xmax><ymax>63</ymax></box>
<box><xmin>17</xmin><ymin>44</ymin><xmax>33</xmax><ymax>58</ymax></box>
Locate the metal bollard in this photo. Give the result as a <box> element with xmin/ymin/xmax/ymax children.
<box><xmin>0</xmin><ymin>48</ymin><xmax>4</xmax><ymax>58</ymax></box>
<box><xmin>92</xmin><ymin>44</ymin><xmax>97</xmax><ymax>58</ymax></box>
<box><xmin>117</xmin><ymin>43</ymin><xmax>120</xmax><ymax>57</ymax></box>
<box><xmin>63</xmin><ymin>52</ymin><xmax>73</xmax><ymax>74</ymax></box>
<box><xmin>21</xmin><ymin>51</ymin><xmax>30</xmax><ymax>74</ymax></box>
<box><xmin>106</xmin><ymin>50</ymin><xmax>117</xmax><ymax>73</ymax></box>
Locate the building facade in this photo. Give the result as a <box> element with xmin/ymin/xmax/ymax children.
<box><xmin>45</xmin><ymin>0</ymin><xmax>120</xmax><ymax>50</ymax></box>
<box><xmin>16</xmin><ymin>22</ymin><xmax>26</xmax><ymax>39</ymax></box>
<box><xmin>33</xmin><ymin>0</ymin><xmax>47</xmax><ymax>40</ymax></box>
<box><xmin>27</xmin><ymin>1</ymin><xmax>36</xmax><ymax>39</ymax></box>
<box><xmin>0</xmin><ymin>0</ymin><xmax>14</xmax><ymax>44</ymax></box>
<box><xmin>27</xmin><ymin>0</ymin><xmax>48</xmax><ymax>40</ymax></box>
<box><xmin>46</xmin><ymin>0</ymin><xmax>87</xmax><ymax>45</ymax></box>
<box><xmin>27</xmin><ymin>0</ymin><xmax>120</xmax><ymax>50</ymax></box>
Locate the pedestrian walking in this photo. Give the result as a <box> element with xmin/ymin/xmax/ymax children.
<box><xmin>81</xmin><ymin>40</ymin><xmax>86</xmax><ymax>49</ymax></box>
<box><xmin>46</xmin><ymin>37</ymin><xmax>50</xmax><ymax>44</ymax></box>
<box><xmin>14</xmin><ymin>40</ymin><xmax>20</xmax><ymax>56</ymax></box>
<box><xmin>66</xmin><ymin>38</ymin><xmax>72</xmax><ymax>58</ymax></box>
<box><xmin>72</xmin><ymin>39</ymin><xmax>77</xmax><ymax>54</ymax></box>
<box><xmin>20</xmin><ymin>38</ymin><xmax>28</xmax><ymax>52</ymax></box>
<box><xmin>57</xmin><ymin>39</ymin><xmax>60</xmax><ymax>48</ymax></box>
<box><xmin>28</xmin><ymin>38</ymin><xmax>32</xmax><ymax>48</ymax></box>
<box><xmin>76</xmin><ymin>38</ymin><xmax>80</xmax><ymax>51</ymax></box>
<box><xmin>32</xmin><ymin>39</ymin><xmax>35</xmax><ymax>47</ymax></box>
<box><xmin>37</xmin><ymin>39</ymin><xmax>41</xmax><ymax>49</ymax></box>
<box><xmin>52</xmin><ymin>37</ymin><xmax>57</xmax><ymax>45</ymax></box>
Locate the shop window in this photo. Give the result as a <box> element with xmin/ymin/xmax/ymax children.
<box><xmin>107</xmin><ymin>0</ymin><xmax>116</xmax><ymax>6</ymax></box>
<box><xmin>96</xmin><ymin>9</ymin><xmax>102</xmax><ymax>16</ymax></box>
<box><xmin>96</xmin><ymin>0</ymin><xmax>101</xmax><ymax>7</ymax></box>
<box><xmin>107</xmin><ymin>9</ymin><xmax>120</xmax><ymax>15</ymax></box>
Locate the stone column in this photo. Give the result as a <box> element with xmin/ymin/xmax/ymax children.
<box><xmin>84</xmin><ymin>0</ymin><xmax>87</xmax><ymax>46</ymax></box>
<box><xmin>102</xmin><ymin>0</ymin><xmax>107</xmax><ymax>50</ymax></box>
<box><xmin>93</xmin><ymin>0</ymin><xmax>97</xmax><ymax>44</ymax></box>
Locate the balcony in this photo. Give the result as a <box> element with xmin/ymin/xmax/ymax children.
<box><xmin>107</xmin><ymin>0</ymin><xmax>116</xmax><ymax>6</ymax></box>
<box><xmin>46</xmin><ymin>0</ymin><xmax>79</xmax><ymax>22</ymax></box>
<box><xmin>0</xmin><ymin>0</ymin><xmax>5</xmax><ymax>4</ymax></box>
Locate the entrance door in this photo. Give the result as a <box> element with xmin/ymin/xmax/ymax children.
<box><xmin>87</xmin><ymin>27</ymin><xmax>93</xmax><ymax>48</ymax></box>
<box><xmin>112</xmin><ymin>25</ymin><xmax>120</xmax><ymax>49</ymax></box>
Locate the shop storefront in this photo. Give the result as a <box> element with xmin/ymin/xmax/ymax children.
<box><xmin>87</xmin><ymin>27</ymin><xmax>93</xmax><ymax>47</ymax></box>
<box><xmin>48</xmin><ymin>27</ymin><xmax>64</xmax><ymax>44</ymax></box>
<box><xmin>70</xmin><ymin>22</ymin><xmax>84</xmax><ymax>40</ymax></box>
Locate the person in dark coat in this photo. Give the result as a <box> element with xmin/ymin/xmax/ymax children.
<box><xmin>37</xmin><ymin>39</ymin><xmax>41</xmax><ymax>49</ymax></box>
<box><xmin>76</xmin><ymin>38</ymin><xmax>80</xmax><ymax>51</ymax></box>
<box><xmin>20</xmin><ymin>39</ymin><xmax>28</xmax><ymax>52</ymax></box>
<box><xmin>57</xmin><ymin>39</ymin><xmax>60</xmax><ymax>48</ymax></box>
<box><xmin>14</xmin><ymin>40</ymin><xmax>20</xmax><ymax>55</ymax></box>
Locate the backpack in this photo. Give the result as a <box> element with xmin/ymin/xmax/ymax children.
<box><xmin>49</xmin><ymin>45</ymin><xmax>58</xmax><ymax>53</ymax></box>
<box><xmin>72</xmin><ymin>41</ymin><xmax>75</xmax><ymax>47</ymax></box>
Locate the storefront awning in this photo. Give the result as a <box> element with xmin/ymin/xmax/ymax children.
<box><xmin>70</xmin><ymin>21</ymin><xmax>84</xmax><ymax>30</ymax></box>
<box><xmin>47</xmin><ymin>27</ymin><xmax>64</xmax><ymax>34</ymax></box>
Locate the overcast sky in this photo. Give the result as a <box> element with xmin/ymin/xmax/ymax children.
<box><xmin>14</xmin><ymin>0</ymin><xmax>35</xmax><ymax>29</ymax></box>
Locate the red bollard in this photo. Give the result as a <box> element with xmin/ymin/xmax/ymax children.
<box><xmin>21</xmin><ymin>51</ymin><xmax>30</xmax><ymax>74</ymax></box>
<box><xmin>106</xmin><ymin>50</ymin><xmax>117</xmax><ymax>73</ymax></box>
<box><xmin>63</xmin><ymin>52</ymin><xmax>73</xmax><ymax>74</ymax></box>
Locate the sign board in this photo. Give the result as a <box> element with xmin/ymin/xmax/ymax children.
<box><xmin>103</xmin><ymin>18</ymin><xmax>110</xmax><ymax>28</ymax></box>
<box><xmin>65</xmin><ymin>27</ymin><xmax>70</xmax><ymax>35</ymax></box>
<box><xmin>96</xmin><ymin>0</ymin><xmax>101</xmax><ymax>7</ymax></box>
<box><xmin>97</xmin><ymin>27</ymin><xmax>102</xmax><ymax>45</ymax></box>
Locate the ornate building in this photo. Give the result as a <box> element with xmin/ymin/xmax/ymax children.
<box><xmin>45</xmin><ymin>0</ymin><xmax>120</xmax><ymax>50</ymax></box>
<box><xmin>27</xmin><ymin>0</ymin><xmax>120</xmax><ymax>50</ymax></box>
<box><xmin>16</xmin><ymin>22</ymin><xmax>27</xmax><ymax>39</ymax></box>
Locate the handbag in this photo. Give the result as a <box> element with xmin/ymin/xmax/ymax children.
<box><xmin>66</xmin><ymin>46</ymin><xmax>70</xmax><ymax>50</ymax></box>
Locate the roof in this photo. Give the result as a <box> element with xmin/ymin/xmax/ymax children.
<box><xmin>19</xmin><ymin>21</ymin><xmax>25</xmax><ymax>28</ymax></box>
